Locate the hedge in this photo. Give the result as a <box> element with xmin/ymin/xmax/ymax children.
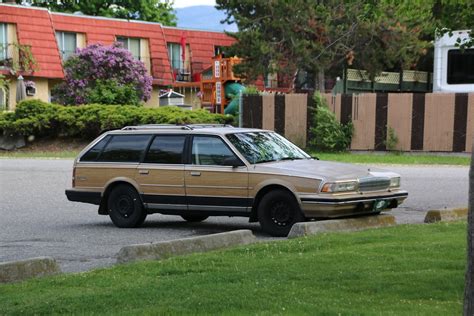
<box><xmin>0</xmin><ymin>99</ymin><xmax>233</xmax><ymax>139</ymax></box>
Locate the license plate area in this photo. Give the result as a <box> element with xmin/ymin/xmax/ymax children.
<box><xmin>373</xmin><ymin>199</ymin><xmax>388</xmax><ymax>212</ymax></box>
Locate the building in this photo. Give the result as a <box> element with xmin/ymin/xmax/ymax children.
<box><xmin>0</xmin><ymin>3</ymin><xmax>236</xmax><ymax>110</ymax></box>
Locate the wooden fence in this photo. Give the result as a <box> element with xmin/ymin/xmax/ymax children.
<box><xmin>241</xmin><ymin>93</ymin><xmax>474</xmax><ymax>152</ymax></box>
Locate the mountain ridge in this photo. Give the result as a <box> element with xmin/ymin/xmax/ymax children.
<box><xmin>175</xmin><ymin>5</ymin><xmax>237</xmax><ymax>32</ymax></box>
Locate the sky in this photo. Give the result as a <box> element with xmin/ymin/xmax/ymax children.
<box><xmin>173</xmin><ymin>0</ymin><xmax>216</xmax><ymax>8</ymax></box>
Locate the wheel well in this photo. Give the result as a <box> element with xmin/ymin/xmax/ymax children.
<box><xmin>249</xmin><ymin>185</ymin><xmax>297</xmax><ymax>222</ymax></box>
<box><xmin>98</xmin><ymin>181</ymin><xmax>140</xmax><ymax>215</ymax></box>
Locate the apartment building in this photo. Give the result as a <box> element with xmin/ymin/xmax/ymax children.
<box><xmin>0</xmin><ymin>4</ymin><xmax>235</xmax><ymax>110</ymax></box>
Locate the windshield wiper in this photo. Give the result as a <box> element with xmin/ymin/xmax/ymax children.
<box><xmin>278</xmin><ymin>157</ymin><xmax>305</xmax><ymax>161</ymax></box>
<box><xmin>255</xmin><ymin>157</ymin><xmax>307</xmax><ymax>163</ymax></box>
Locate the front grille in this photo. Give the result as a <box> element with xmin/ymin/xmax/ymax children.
<box><xmin>359</xmin><ymin>177</ymin><xmax>390</xmax><ymax>192</ymax></box>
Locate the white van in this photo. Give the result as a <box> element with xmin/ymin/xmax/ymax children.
<box><xmin>433</xmin><ymin>30</ymin><xmax>474</xmax><ymax>93</ymax></box>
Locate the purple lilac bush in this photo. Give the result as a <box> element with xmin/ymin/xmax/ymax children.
<box><xmin>52</xmin><ymin>42</ymin><xmax>153</xmax><ymax>105</ymax></box>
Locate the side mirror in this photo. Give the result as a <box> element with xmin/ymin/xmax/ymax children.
<box><xmin>222</xmin><ymin>156</ymin><xmax>245</xmax><ymax>167</ymax></box>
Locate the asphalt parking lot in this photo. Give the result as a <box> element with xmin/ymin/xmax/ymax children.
<box><xmin>0</xmin><ymin>159</ymin><xmax>469</xmax><ymax>272</ymax></box>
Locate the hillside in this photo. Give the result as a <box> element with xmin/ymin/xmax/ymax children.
<box><xmin>175</xmin><ymin>5</ymin><xmax>237</xmax><ymax>32</ymax></box>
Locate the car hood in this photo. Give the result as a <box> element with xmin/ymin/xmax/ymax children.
<box><xmin>252</xmin><ymin>159</ymin><xmax>397</xmax><ymax>181</ymax></box>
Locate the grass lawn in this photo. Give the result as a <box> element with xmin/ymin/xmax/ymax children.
<box><xmin>315</xmin><ymin>151</ymin><xmax>470</xmax><ymax>166</ymax></box>
<box><xmin>0</xmin><ymin>138</ymin><xmax>87</xmax><ymax>159</ymax></box>
<box><xmin>0</xmin><ymin>148</ymin><xmax>470</xmax><ymax>165</ymax></box>
<box><xmin>0</xmin><ymin>221</ymin><xmax>466</xmax><ymax>315</ymax></box>
<box><xmin>0</xmin><ymin>150</ymin><xmax>79</xmax><ymax>159</ymax></box>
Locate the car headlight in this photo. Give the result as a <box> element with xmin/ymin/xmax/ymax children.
<box><xmin>321</xmin><ymin>181</ymin><xmax>359</xmax><ymax>193</ymax></box>
<box><xmin>389</xmin><ymin>177</ymin><xmax>401</xmax><ymax>188</ymax></box>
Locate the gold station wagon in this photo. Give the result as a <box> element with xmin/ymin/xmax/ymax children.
<box><xmin>65</xmin><ymin>124</ymin><xmax>408</xmax><ymax>236</ymax></box>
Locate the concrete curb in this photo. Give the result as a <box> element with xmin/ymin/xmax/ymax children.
<box><xmin>116</xmin><ymin>229</ymin><xmax>257</xmax><ymax>264</ymax></box>
<box><xmin>0</xmin><ymin>257</ymin><xmax>61</xmax><ymax>283</ymax></box>
<box><xmin>424</xmin><ymin>208</ymin><xmax>468</xmax><ymax>223</ymax></box>
<box><xmin>288</xmin><ymin>214</ymin><xmax>396</xmax><ymax>238</ymax></box>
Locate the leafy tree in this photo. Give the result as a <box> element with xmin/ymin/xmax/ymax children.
<box><xmin>216</xmin><ymin>0</ymin><xmax>427</xmax><ymax>91</ymax></box>
<box><xmin>21</xmin><ymin>0</ymin><xmax>177</xmax><ymax>26</ymax></box>
<box><xmin>216</xmin><ymin>0</ymin><xmax>474</xmax><ymax>90</ymax></box>
<box><xmin>430</xmin><ymin>0</ymin><xmax>474</xmax><ymax>34</ymax></box>
<box><xmin>389</xmin><ymin>1</ymin><xmax>473</xmax><ymax>50</ymax></box>
<box><xmin>52</xmin><ymin>43</ymin><xmax>153</xmax><ymax>105</ymax></box>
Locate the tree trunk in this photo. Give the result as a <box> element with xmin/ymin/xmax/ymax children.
<box><xmin>313</xmin><ymin>69</ymin><xmax>326</xmax><ymax>93</ymax></box>
<box><xmin>317</xmin><ymin>69</ymin><xmax>325</xmax><ymax>93</ymax></box>
<box><xmin>464</xmin><ymin>141</ymin><xmax>474</xmax><ymax>315</ymax></box>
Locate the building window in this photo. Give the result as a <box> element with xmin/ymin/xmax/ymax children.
<box><xmin>0</xmin><ymin>23</ymin><xmax>7</xmax><ymax>61</ymax></box>
<box><xmin>56</xmin><ymin>31</ymin><xmax>77</xmax><ymax>60</ymax></box>
<box><xmin>447</xmin><ymin>49</ymin><xmax>474</xmax><ymax>84</ymax></box>
<box><xmin>167</xmin><ymin>42</ymin><xmax>182</xmax><ymax>70</ymax></box>
<box><xmin>214</xmin><ymin>46</ymin><xmax>225</xmax><ymax>57</ymax></box>
<box><xmin>0</xmin><ymin>86</ymin><xmax>7</xmax><ymax>111</ymax></box>
<box><xmin>116</xmin><ymin>36</ymin><xmax>141</xmax><ymax>60</ymax></box>
<box><xmin>265</xmin><ymin>72</ymin><xmax>278</xmax><ymax>88</ymax></box>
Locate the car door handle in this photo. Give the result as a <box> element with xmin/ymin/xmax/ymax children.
<box><xmin>139</xmin><ymin>170</ymin><xmax>149</xmax><ymax>175</ymax></box>
<box><xmin>190</xmin><ymin>171</ymin><xmax>201</xmax><ymax>176</ymax></box>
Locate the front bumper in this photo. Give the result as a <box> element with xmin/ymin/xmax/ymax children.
<box><xmin>300</xmin><ymin>191</ymin><xmax>408</xmax><ymax>218</ymax></box>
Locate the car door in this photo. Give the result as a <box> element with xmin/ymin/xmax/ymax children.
<box><xmin>184</xmin><ymin>135</ymin><xmax>250</xmax><ymax>214</ymax></box>
<box><xmin>136</xmin><ymin>134</ymin><xmax>187</xmax><ymax>211</ymax></box>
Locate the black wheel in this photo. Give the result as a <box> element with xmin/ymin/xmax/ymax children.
<box><xmin>181</xmin><ymin>215</ymin><xmax>209</xmax><ymax>222</ymax></box>
<box><xmin>258</xmin><ymin>189</ymin><xmax>305</xmax><ymax>237</ymax></box>
<box><xmin>108</xmin><ymin>184</ymin><xmax>147</xmax><ymax>228</ymax></box>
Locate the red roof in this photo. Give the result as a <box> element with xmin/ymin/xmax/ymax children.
<box><xmin>0</xmin><ymin>4</ymin><xmax>235</xmax><ymax>84</ymax></box>
<box><xmin>0</xmin><ymin>6</ymin><xmax>63</xmax><ymax>78</ymax></box>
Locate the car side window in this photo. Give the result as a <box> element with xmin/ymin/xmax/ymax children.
<box><xmin>98</xmin><ymin>135</ymin><xmax>151</xmax><ymax>163</ymax></box>
<box><xmin>192</xmin><ymin>136</ymin><xmax>239</xmax><ymax>166</ymax></box>
<box><xmin>144</xmin><ymin>135</ymin><xmax>186</xmax><ymax>164</ymax></box>
<box><xmin>80</xmin><ymin>135</ymin><xmax>110</xmax><ymax>161</ymax></box>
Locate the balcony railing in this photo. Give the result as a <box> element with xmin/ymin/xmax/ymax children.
<box><xmin>0</xmin><ymin>43</ymin><xmax>37</xmax><ymax>73</ymax></box>
<box><xmin>170</xmin><ymin>60</ymin><xmax>211</xmax><ymax>82</ymax></box>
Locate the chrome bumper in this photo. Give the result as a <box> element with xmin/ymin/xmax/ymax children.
<box><xmin>300</xmin><ymin>191</ymin><xmax>408</xmax><ymax>218</ymax></box>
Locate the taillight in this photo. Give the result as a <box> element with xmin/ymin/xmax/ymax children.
<box><xmin>72</xmin><ymin>167</ymin><xmax>76</xmax><ymax>187</ymax></box>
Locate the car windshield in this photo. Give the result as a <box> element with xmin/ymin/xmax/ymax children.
<box><xmin>226</xmin><ymin>132</ymin><xmax>311</xmax><ymax>164</ymax></box>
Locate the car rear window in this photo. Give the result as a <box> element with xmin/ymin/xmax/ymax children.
<box><xmin>98</xmin><ymin>134</ymin><xmax>151</xmax><ymax>163</ymax></box>
<box><xmin>144</xmin><ymin>135</ymin><xmax>186</xmax><ymax>164</ymax></box>
<box><xmin>80</xmin><ymin>135</ymin><xmax>110</xmax><ymax>161</ymax></box>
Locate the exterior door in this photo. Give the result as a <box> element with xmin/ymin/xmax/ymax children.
<box><xmin>185</xmin><ymin>135</ymin><xmax>250</xmax><ymax>214</ymax></box>
<box><xmin>136</xmin><ymin>135</ymin><xmax>187</xmax><ymax>211</ymax></box>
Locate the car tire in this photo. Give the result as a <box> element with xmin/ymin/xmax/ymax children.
<box><xmin>108</xmin><ymin>184</ymin><xmax>147</xmax><ymax>228</ymax></box>
<box><xmin>181</xmin><ymin>215</ymin><xmax>209</xmax><ymax>222</ymax></box>
<box><xmin>258</xmin><ymin>189</ymin><xmax>305</xmax><ymax>237</ymax></box>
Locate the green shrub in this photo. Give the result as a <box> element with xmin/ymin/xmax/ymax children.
<box><xmin>309</xmin><ymin>92</ymin><xmax>353</xmax><ymax>152</ymax></box>
<box><xmin>0</xmin><ymin>99</ymin><xmax>233</xmax><ymax>139</ymax></box>
<box><xmin>86</xmin><ymin>79</ymin><xmax>142</xmax><ymax>106</ymax></box>
<box><xmin>384</xmin><ymin>126</ymin><xmax>399</xmax><ymax>151</ymax></box>
<box><xmin>242</xmin><ymin>85</ymin><xmax>260</xmax><ymax>95</ymax></box>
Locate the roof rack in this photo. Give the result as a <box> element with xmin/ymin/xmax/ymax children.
<box><xmin>121</xmin><ymin>124</ymin><xmax>234</xmax><ymax>131</ymax></box>
<box><xmin>187</xmin><ymin>124</ymin><xmax>234</xmax><ymax>129</ymax></box>
<box><xmin>121</xmin><ymin>124</ymin><xmax>189</xmax><ymax>130</ymax></box>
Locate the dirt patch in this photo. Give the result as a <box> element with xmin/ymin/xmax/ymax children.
<box><xmin>2</xmin><ymin>138</ymin><xmax>89</xmax><ymax>153</ymax></box>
